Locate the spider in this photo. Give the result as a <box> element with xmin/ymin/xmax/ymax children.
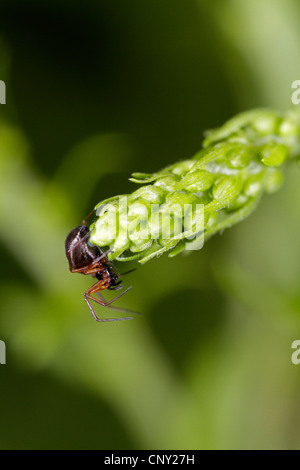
<box><xmin>65</xmin><ymin>211</ymin><xmax>136</xmax><ymax>322</ymax></box>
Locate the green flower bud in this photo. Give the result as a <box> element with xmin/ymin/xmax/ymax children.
<box><xmin>212</xmin><ymin>175</ymin><xmax>243</xmax><ymax>207</ymax></box>
<box><xmin>129</xmin><ymin>186</ymin><xmax>166</xmax><ymax>204</ymax></box>
<box><xmin>165</xmin><ymin>191</ymin><xmax>198</xmax><ymax>214</ymax></box>
<box><xmin>226</xmin><ymin>194</ymin><xmax>249</xmax><ymax>212</ymax></box>
<box><xmin>252</xmin><ymin>114</ymin><xmax>281</xmax><ymax>136</ymax></box>
<box><xmin>176</xmin><ymin>169</ymin><xmax>215</xmax><ymax>192</ymax></box>
<box><xmin>261</xmin><ymin>142</ymin><xmax>289</xmax><ymax>167</ymax></box>
<box><xmin>225</xmin><ymin>145</ymin><xmax>252</xmax><ymax>169</ymax></box>
<box><xmin>128</xmin><ymin>200</ymin><xmax>149</xmax><ymax>219</ymax></box>
<box><xmin>244</xmin><ymin>173</ymin><xmax>264</xmax><ymax>198</ymax></box>
<box><xmin>170</xmin><ymin>160</ymin><xmax>195</xmax><ymax>175</ymax></box>
<box><xmin>279</xmin><ymin>118</ymin><xmax>300</xmax><ymax>137</ymax></box>
<box><xmin>154</xmin><ymin>176</ymin><xmax>180</xmax><ymax>191</ymax></box>
<box><xmin>130</xmin><ymin>240</ymin><xmax>152</xmax><ymax>253</ymax></box>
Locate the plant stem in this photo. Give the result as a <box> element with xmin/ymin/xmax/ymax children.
<box><xmin>89</xmin><ymin>109</ymin><xmax>300</xmax><ymax>263</ymax></box>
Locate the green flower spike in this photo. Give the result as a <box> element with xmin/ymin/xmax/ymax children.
<box><xmin>89</xmin><ymin>109</ymin><xmax>300</xmax><ymax>264</ymax></box>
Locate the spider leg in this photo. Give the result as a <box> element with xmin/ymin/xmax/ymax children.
<box><xmin>83</xmin><ymin>209</ymin><xmax>96</xmax><ymax>226</ymax></box>
<box><xmin>84</xmin><ymin>281</ymin><xmax>134</xmax><ymax>322</ymax></box>
<box><xmin>96</xmin><ymin>292</ymin><xmax>142</xmax><ymax>317</ymax></box>
<box><xmin>68</xmin><ymin>264</ymin><xmax>99</xmax><ymax>275</ymax></box>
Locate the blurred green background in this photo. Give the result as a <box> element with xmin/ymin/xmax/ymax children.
<box><xmin>1</xmin><ymin>0</ymin><xmax>300</xmax><ymax>450</ymax></box>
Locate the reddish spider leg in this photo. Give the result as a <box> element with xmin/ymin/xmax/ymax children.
<box><xmin>67</xmin><ymin>256</ymin><xmax>134</xmax><ymax>321</ymax></box>
<box><xmin>85</xmin><ymin>282</ymin><xmax>134</xmax><ymax>322</ymax></box>
<box><xmin>66</xmin><ymin>225</ymin><xmax>137</xmax><ymax>321</ymax></box>
<box><xmin>83</xmin><ymin>209</ymin><xmax>96</xmax><ymax>226</ymax></box>
<box><xmin>67</xmin><ymin>253</ymin><xmax>134</xmax><ymax>321</ymax></box>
